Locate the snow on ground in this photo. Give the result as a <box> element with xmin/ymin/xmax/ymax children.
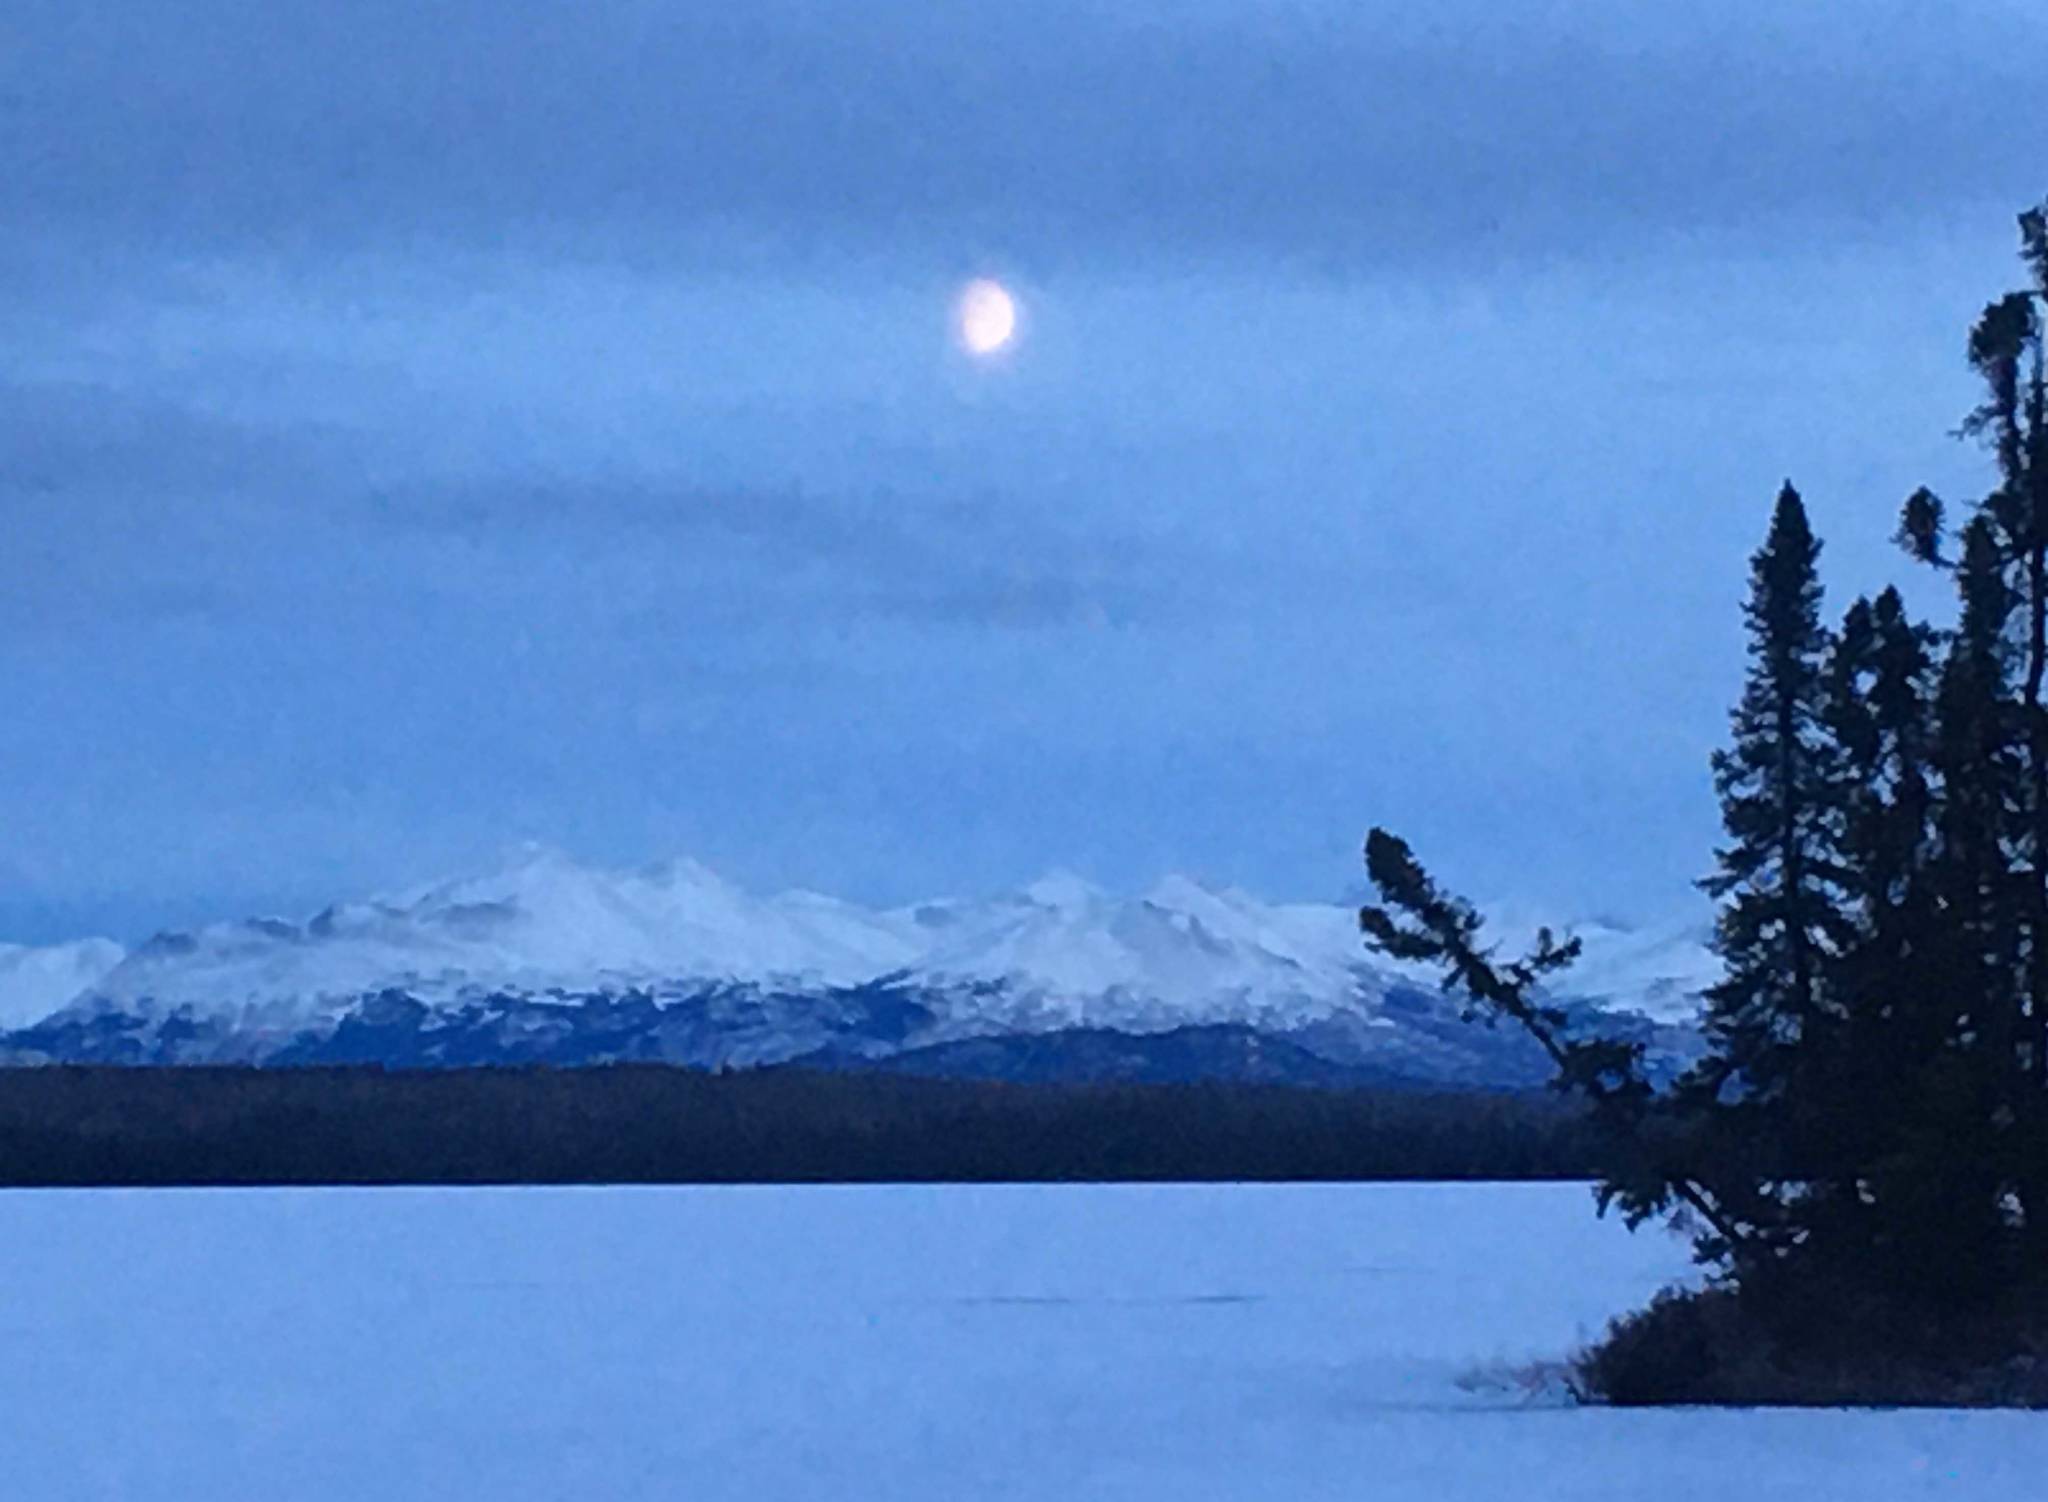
<box><xmin>0</xmin><ymin>1182</ymin><xmax>2036</xmax><ymax>1499</ymax></box>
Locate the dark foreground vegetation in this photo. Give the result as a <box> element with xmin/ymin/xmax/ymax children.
<box><xmin>0</xmin><ymin>1065</ymin><xmax>1598</xmax><ymax>1187</ymax></box>
<box><xmin>1577</xmin><ymin>1283</ymin><xmax>2048</xmax><ymax>1408</ymax></box>
<box><xmin>1366</xmin><ymin>200</ymin><xmax>2048</xmax><ymax>1407</ymax></box>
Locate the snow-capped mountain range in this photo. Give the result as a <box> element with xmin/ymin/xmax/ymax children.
<box><xmin>0</xmin><ymin>848</ymin><xmax>1716</xmax><ymax>1086</ymax></box>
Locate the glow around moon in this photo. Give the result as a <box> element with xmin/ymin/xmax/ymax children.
<box><xmin>957</xmin><ymin>279</ymin><xmax>1018</xmax><ymax>356</ymax></box>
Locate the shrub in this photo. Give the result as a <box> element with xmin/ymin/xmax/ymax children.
<box><xmin>1576</xmin><ymin>1281</ymin><xmax>2048</xmax><ymax>1408</ymax></box>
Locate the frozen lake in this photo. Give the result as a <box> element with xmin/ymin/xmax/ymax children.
<box><xmin>0</xmin><ymin>1182</ymin><xmax>2038</xmax><ymax>1498</ymax></box>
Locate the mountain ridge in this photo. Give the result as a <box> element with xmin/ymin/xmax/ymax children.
<box><xmin>0</xmin><ymin>848</ymin><xmax>1716</xmax><ymax>1087</ymax></box>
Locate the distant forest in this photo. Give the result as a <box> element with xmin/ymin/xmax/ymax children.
<box><xmin>0</xmin><ymin>1066</ymin><xmax>1597</xmax><ymax>1187</ymax></box>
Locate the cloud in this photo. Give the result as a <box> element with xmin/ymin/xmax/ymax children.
<box><xmin>363</xmin><ymin>467</ymin><xmax>1192</xmax><ymax>634</ymax></box>
<box><xmin>0</xmin><ymin>381</ymin><xmax>346</xmax><ymax>633</ymax></box>
<box><xmin>1</xmin><ymin>1</ymin><xmax>2040</xmax><ymax>935</ymax></box>
<box><xmin>4</xmin><ymin>1</ymin><xmax>2043</xmax><ymax>276</ymax></box>
<box><xmin>0</xmin><ymin>367</ymin><xmax>1192</xmax><ymax>641</ymax></box>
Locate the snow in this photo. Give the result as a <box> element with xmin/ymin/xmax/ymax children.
<box><xmin>1477</xmin><ymin>903</ymin><xmax>1721</xmax><ymax>1023</ymax></box>
<box><xmin>0</xmin><ymin>1182</ymin><xmax>2036</xmax><ymax>1499</ymax></box>
<box><xmin>905</xmin><ymin>872</ymin><xmax>1373</xmax><ymax>1030</ymax></box>
<box><xmin>0</xmin><ymin>937</ymin><xmax>124</xmax><ymax>1028</ymax></box>
<box><xmin>42</xmin><ymin>847</ymin><xmax>1718</xmax><ymax>1035</ymax></box>
<box><xmin>79</xmin><ymin>847</ymin><xmax>929</xmax><ymax>1023</ymax></box>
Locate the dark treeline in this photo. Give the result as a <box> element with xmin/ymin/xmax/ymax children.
<box><xmin>0</xmin><ymin>1065</ymin><xmax>1597</xmax><ymax>1187</ymax></box>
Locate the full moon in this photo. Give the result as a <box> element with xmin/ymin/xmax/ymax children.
<box><xmin>957</xmin><ymin>279</ymin><xmax>1018</xmax><ymax>356</ymax></box>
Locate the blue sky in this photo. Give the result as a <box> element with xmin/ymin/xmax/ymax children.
<box><xmin>3</xmin><ymin>1</ymin><xmax>2045</xmax><ymax>940</ymax></box>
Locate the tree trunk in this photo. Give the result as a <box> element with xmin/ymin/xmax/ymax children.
<box><xmin>2029</xmin><ymin>532</ymin><xmax>2048</xmax><ymax>1093</ymax></box>
<box><xmin>2021</xmin><ymin>349</ymin><xmax>2048</xmax><ymax>1254</ymax></box>
<box><xmin>1781</xmin><ymin>690</ymin><xmax>1811</xmax><ymax>1028</ymax></box>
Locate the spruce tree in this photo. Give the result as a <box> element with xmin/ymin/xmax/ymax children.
<box><xmin>1823</xmin><ymin>590</ymin><xmax>1937</xmax><ymax>957</ymax></box>
<box><xmin>1358</xmin><ymin>829</ymin><xmax>1759</xmax><ymax>1266</ymax></box>
<box><xmin>1907</xmin><ymin>512</ymin><xmax>2022</xmax><ymax>1097</ymax></box>
<box><xmin>1685</xmin><ymin>484</ymin><xmax>1853</xmax><ymax>1252</ymax></box>
<box><xmin>1900</xmin><ymin>202</ymin><xmax>2048</xmax><ymax>1257</ymax></box>
<box><xmin>1818</xmin><ymin>590</ymin><xmax>1940</xmax><ymax>1101</ymax></box>
<box><xmin>1814</xmin><ymin>587</ymin><xmax>2001</xmax><ymax>1292</ymax></box>
<box><xmin>1924</xmin><ymin>516</ymin><xmax>2024</xmax><ymax>1181</ymax></box>
<box><xmin>1364</xmin><ymin>488</ymin><xmax>1855</xmax><ymax>1280</ymax></box>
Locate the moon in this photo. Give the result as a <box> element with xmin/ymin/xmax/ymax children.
<box><xmin>957</xmin><ymin>279</ymin><xmax>1018</xmax><ymax>356</ymax></box>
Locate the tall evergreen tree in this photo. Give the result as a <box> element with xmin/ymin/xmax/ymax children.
<box><xmin>1812</xmin><ymin>586</ymin><xmax>2005</xmax><ymax>1292</ymax></box>
<box><xmin>1925</xmin><ymin>517</ymin><xmax>2023</xmax><ymax>1107</ymax></box>
<box><xmin>1824</xmin><ymin>589</ymin><xmax>1936</xmax><ymax>928</ymax></box>
<box><xmin>1900</xmin><ymin>203</ymin><xmax>2048</xmax><ymax>1254</ymax></box>
<box><xmin>1819</xmin><ymin>588</ymin><xmax>1940</xmax><ymax>1077</ymax></box>
<box><xmin>1908</xmin><ymin>514</ymin><xmax>2023</xmax><ymax>1095</ymax></box>
<box><xmin>1687</xmin><ymin>486</ymin><xmax>1852</xmax><ymax>1230</ymax></box>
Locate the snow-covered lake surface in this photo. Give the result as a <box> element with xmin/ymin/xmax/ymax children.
<box><xmin>0</xmin><ymin>1182</ymin><xmax>2037</xmax><ymax>1498</ymax></box>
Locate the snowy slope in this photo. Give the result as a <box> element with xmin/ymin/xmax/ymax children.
<box><xmin>60</xmin><ymin>853</ymin><xmax>1383</xmax><ymax>1030</ymax></box>
<box><xmin>893</xmin><ymin>872</ymin><xmax>1378</xmax><ymax>1033</ymax></box>
<box><xmin>1459</xmin><ymin>904</ymin><xmax>1718</xmax><ymax>1024</ymax></box>
<box><xmin>79</xmin><ymin>848</ymin><xmax>924</xmax><ymax>1026</ymax></box>
<box><xmin>15</xmin><ymin>849</ymin><xmax>1716</xmax><ymax>1073</ymax></box>
<box><xmin>0</xmin><ymin>938</ymin><xmax>125</xmax><ymax>1029</ymax></box>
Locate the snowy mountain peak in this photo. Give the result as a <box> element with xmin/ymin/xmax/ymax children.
<box><xmin>407</xmin><ymin>844</ymin><xmax>732</xmax><ymax>923</ymax></box>
<box><xmin>1021</xmin><ymin>871</ymin><xmax>1105</xmax><ymax>912</ymax></box>
<box><xmin>0</xmin><ymin>938</ymin><xmax>126</xmax><ymax>1029</ymax></box>
<box><xmin>6</xmin><ymin>851</ymin><xmax>1718</xmax><ymax>1048</ymax></box>
<box><xmin>74</xmin><ymin>852</ymin><xmax>901</xmax><ymax>1025</ymax></box>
